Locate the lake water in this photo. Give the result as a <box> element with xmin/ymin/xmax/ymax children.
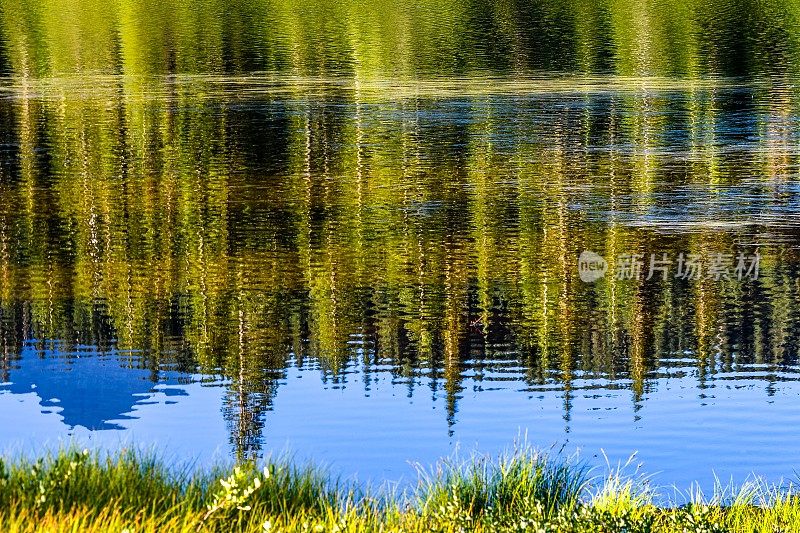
<box><xmin>2</xmin><ymin>0</ymin><xmax>800</xmax><ymax>494</ymax></box>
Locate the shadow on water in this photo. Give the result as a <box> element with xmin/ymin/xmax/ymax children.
<box><xmin>0</xmin><ymin>341</ymin><xmax>189</xmax><ymax>431</ymax></box>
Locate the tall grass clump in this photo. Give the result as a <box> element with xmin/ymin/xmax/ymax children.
<box><xmin>415</xmin><ymin>445</ymin><xmax>589</xmax><ymax>529</ymax></box>
<box><xmin>0</xmin><ymin>449</ymin><xmax>199</xmax><ymax>517</ymax></box>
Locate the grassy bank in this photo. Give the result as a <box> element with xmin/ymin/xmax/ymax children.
<box><xmin>0</xmin><ymin>447</ymin><xmax>797</xmax><ymax>532</ymax></box>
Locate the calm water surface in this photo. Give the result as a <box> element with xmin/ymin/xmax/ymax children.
<box><xmin>2</xmin><ymin>0</ymin><xmax>800</xmax><ymax>493</ymax></box>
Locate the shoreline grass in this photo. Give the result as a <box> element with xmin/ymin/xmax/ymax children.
<box><xmin>0</xmin><ymin>447</ymin><xmax>798</xmax><ymax>532</ymax></box>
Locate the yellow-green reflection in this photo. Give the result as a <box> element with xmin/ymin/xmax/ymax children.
<box><xmin>3</xmin><ymin>0</ymin><xmax>800</xmax><ymax>77</ymax></box>
<box><xmin>0</xmin><ymin>77</ymin><xmax>799</xmax><ymax>457</ymax></box>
